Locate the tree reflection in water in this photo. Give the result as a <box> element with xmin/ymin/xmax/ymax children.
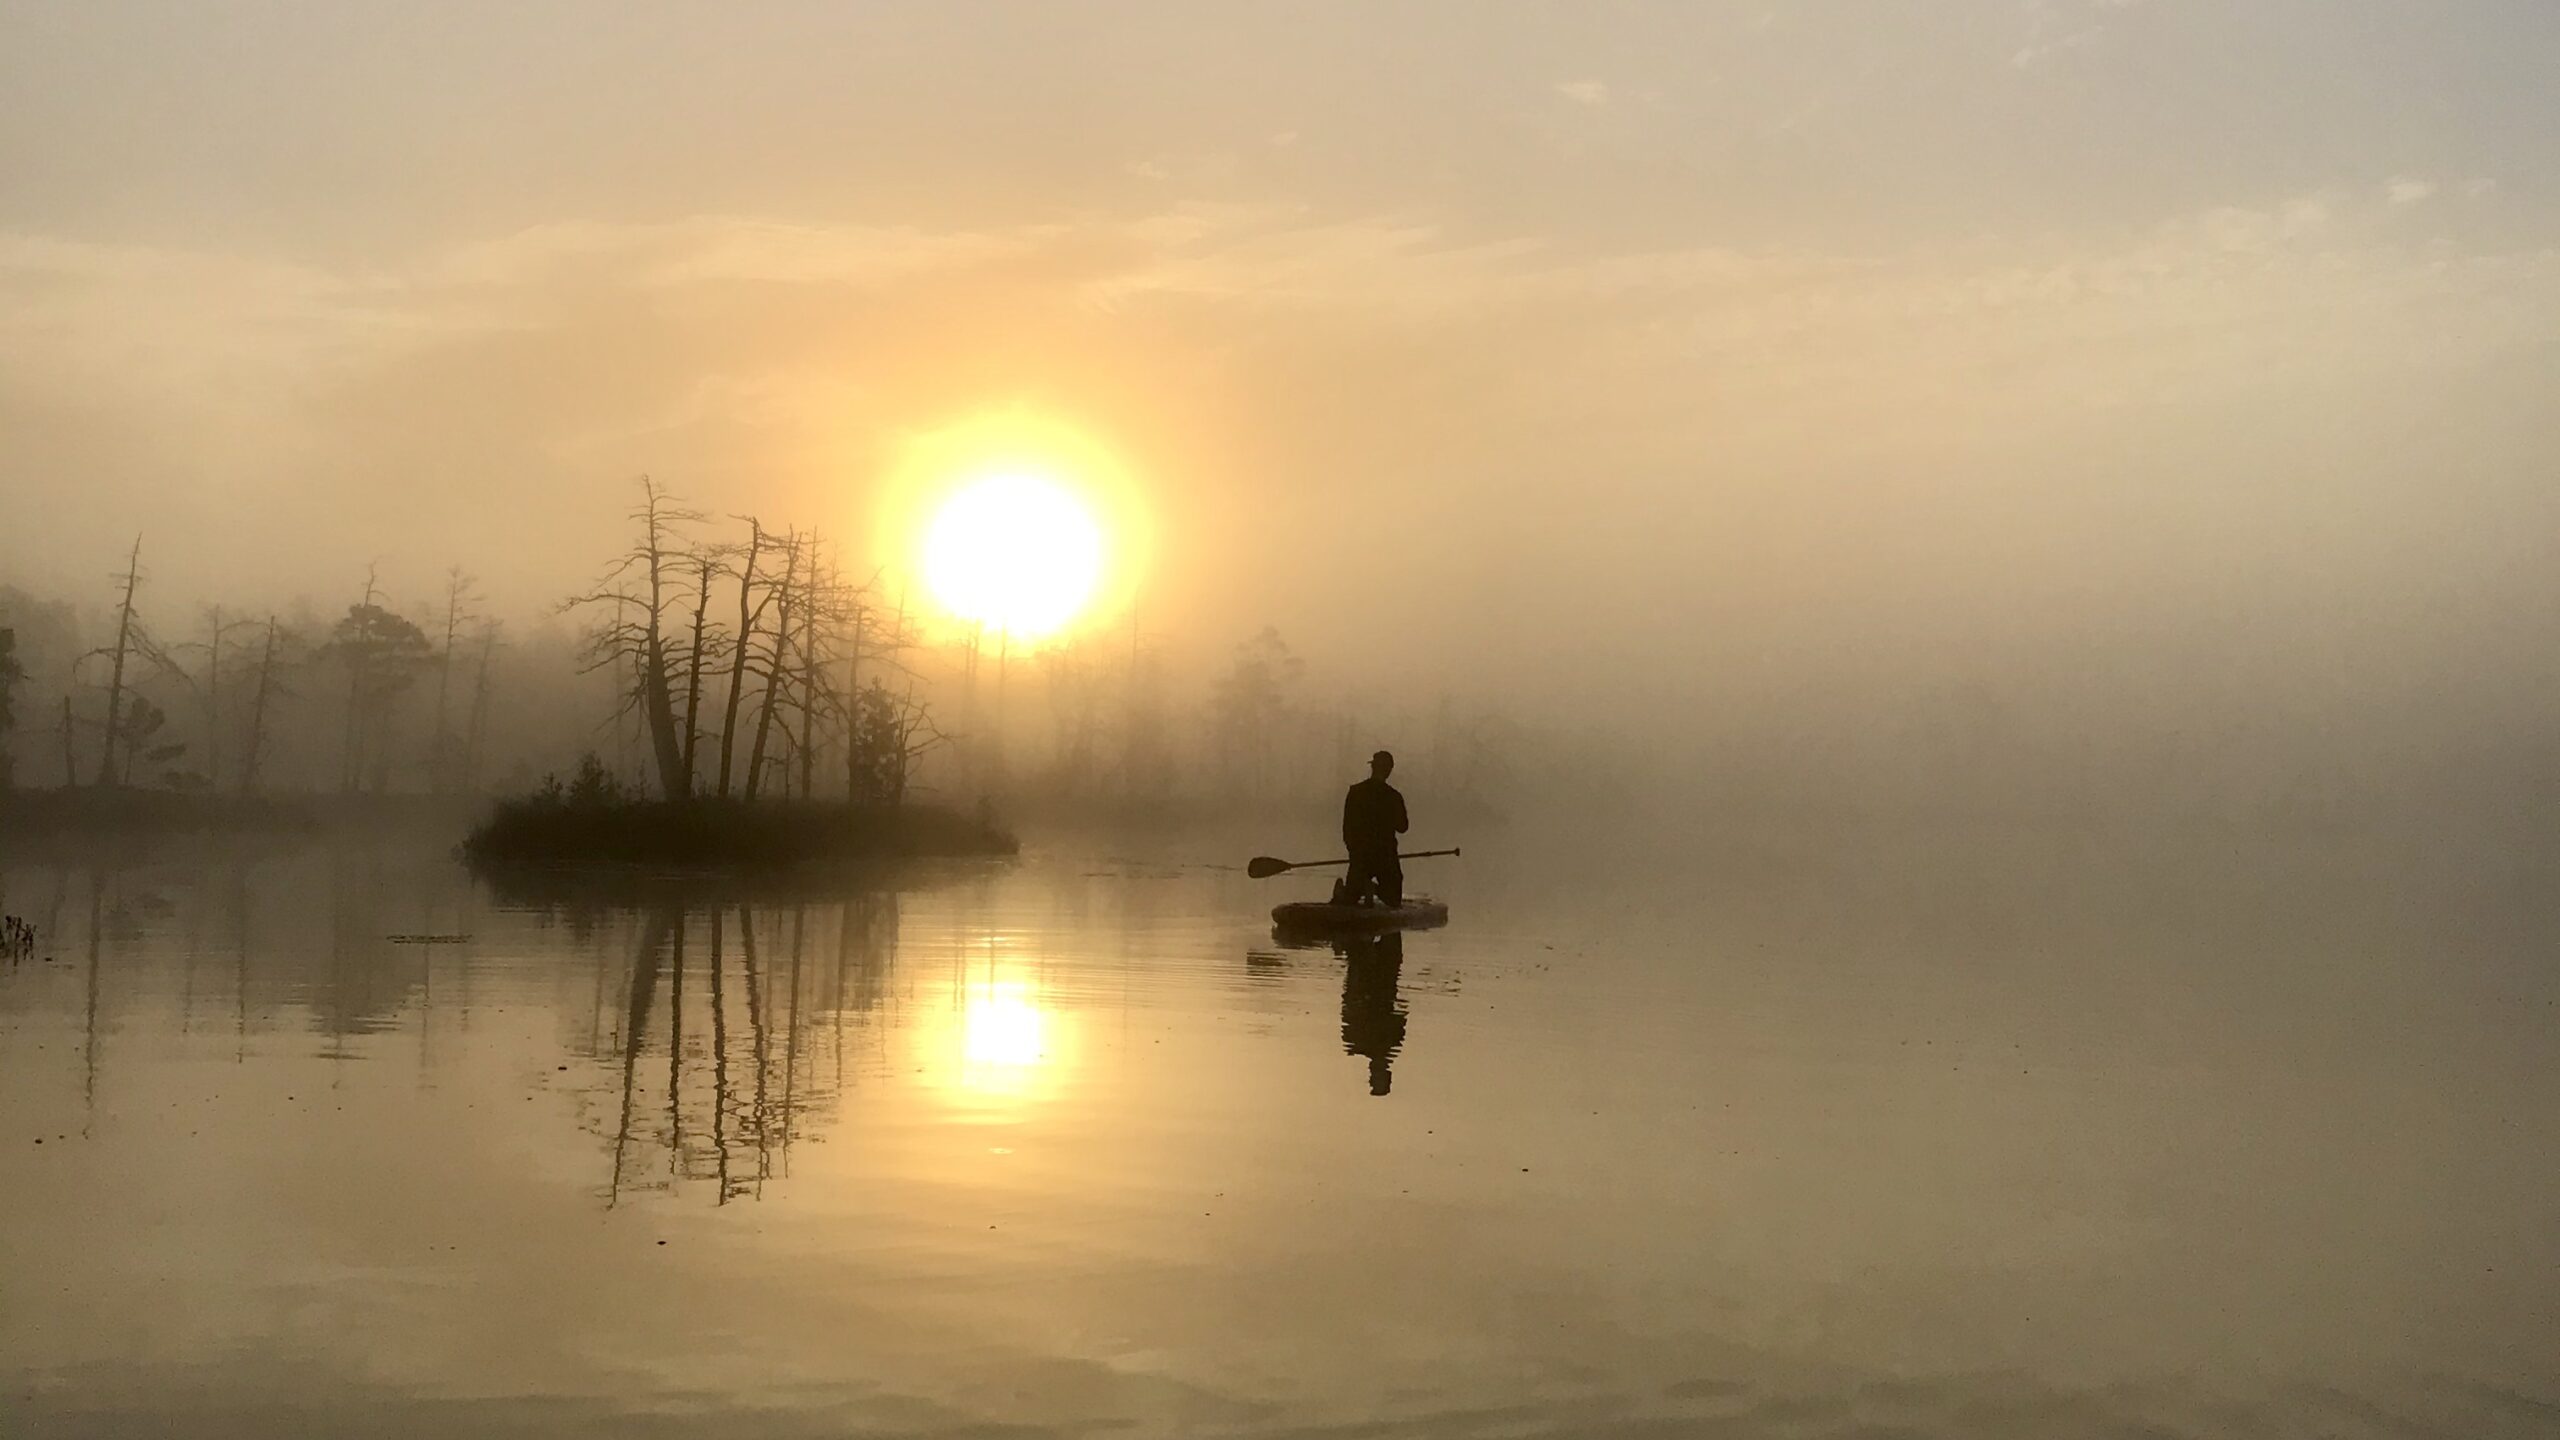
<box><xmin>592</xmin><ymin>893</ymin><xmax>902</xmax><ymax>1207</ymax></box>
<box><xmin>0</xmin><ymin>845</ymin><xmax>964</xmax><ymax>1210</ymax></box>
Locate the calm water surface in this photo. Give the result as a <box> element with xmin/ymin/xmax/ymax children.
<box><xmin>2</xmin><ymin>823</ymin><xmax>2554</xmax><ymax>1438</ymax></box>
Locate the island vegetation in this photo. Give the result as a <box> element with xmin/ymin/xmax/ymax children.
<box><xmin>461</xmin><ymin>754</ymin><xmax>1014</xmax><ymax>872</ymax></box>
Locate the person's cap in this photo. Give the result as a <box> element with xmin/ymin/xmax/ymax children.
<box><xmin>1371</xmin><ymin>750</ymin><xmax>1394</xmax><ymax>765</ymax></box>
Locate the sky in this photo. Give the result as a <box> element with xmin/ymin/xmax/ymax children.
<box><xmin>3</xmin><ymin>0</ymin><xmax>2556</xmax><ymax>748</ymax></box>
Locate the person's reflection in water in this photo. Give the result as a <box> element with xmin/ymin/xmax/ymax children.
<box><xmin>1337</xmin><ymin>932</ymin><xmax>1408</xmax><ymax>1096</ymax></box>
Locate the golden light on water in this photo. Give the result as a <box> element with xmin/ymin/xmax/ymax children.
<box><xmin>928</xmin><ymin>968</ymin><xmax>1070</xmax><ymax>1110</ymax></box>
<box><xmin>962</xmin><ymin>985</ymin><xmax>1049</xmax><ymax>1069</ymax></box>
<box><xmin>921</xmin><ymin>473</ymin><xmax>1104</xmax><ymax>640</ymax></box>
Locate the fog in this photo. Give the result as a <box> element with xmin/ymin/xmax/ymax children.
<box><xmin>4</xmin><ymin>1</ymin><xmax>2557</xmax><ymax>820</ymax></box>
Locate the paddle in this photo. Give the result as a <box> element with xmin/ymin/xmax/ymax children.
<box><xmin>1247</xmin><ymin>847</ymin><xmax>1460</xmax><ymax>880</ymax></box>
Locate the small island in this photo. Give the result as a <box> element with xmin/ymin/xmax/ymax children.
<box><xmin>462</xmin><ymin>753</ymin><xmax>1015</xmax><ymax>871</ymax></box>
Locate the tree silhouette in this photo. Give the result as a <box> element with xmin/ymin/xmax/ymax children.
<box><xmin>0</xmin><ymin>626</ymin><xmax>21</xmax><ymax>790</ymax></box>
<box><xmin>326</xmin><ymin>590</ymin><xmax>433</xmax><ymax>794</ymax></box>
<box><xmin>118</xmin><ymin>695</ymin><xmax>188</xmax><ymax>788</ymax></box>
<box><xmin>89</xmin><ymin>537</ymin><xmax>149</xmax><ymax>788</ymax></box>
<box><xmin>238</xmin><ymin>615</ymin><xmax>301</xmax><ymax>796</ymax></box>
<box><xmin>848</xmin><ymin>680</ymin><xmax>946</xmax><ymax>808</ymax></box>
<box><xmin>428</xmin><ymin>568</ymin><xmax>482</xmax><ymax>795</ymax></box>
<box><xmin>166</xmin><ymin>606</ymin><xmax>262</xmax><ymax>790</ymax></box>
<box><xmin>567</xmin><ymin>478</ymin><xmax>702</xmax><ymax>801</ymax></box>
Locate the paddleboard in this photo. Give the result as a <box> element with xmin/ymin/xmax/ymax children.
<box><xmin>1270</xmin><ymin>897</ymin><xmax>1450</xmax><ymax>934</ymax></box>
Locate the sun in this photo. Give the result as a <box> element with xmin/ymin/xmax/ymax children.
<box><xmin>921</xmin><ymin>472</ymin><xmax>1105</xmax><ymax>640</ymax></box>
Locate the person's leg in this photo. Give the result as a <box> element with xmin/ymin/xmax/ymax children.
<box><xmin>1379</xmin><ymin>860</ymin><xmax>1403</xmax><ymax>908</ymax></box>
<box><xmin>1348</xmin><ymin>852</ymin><xmax>1385</xmax><ymax>905</ymax></box>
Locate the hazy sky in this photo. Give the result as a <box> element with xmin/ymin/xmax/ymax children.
<box><xmin>4</xmin><ymin>1</ymin><xmax>2556</xmax><ymax>733</ymax></box>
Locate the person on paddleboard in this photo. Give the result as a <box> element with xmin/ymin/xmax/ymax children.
<box><xmin>1340</xmin><ymin>750</ymin><xmax>1409</xmax><ymax>907</ymax></box>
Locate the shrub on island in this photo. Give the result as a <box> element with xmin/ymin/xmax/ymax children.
<box><xmin>462</xmin><ymin>755</ymin><xmax>1015</xmax><ymax>870</ymax></box>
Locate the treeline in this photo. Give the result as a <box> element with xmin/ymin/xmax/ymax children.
<box><xmin>0</xmin><ymin>480</ymin><xmax>1566</xmax><ymax>823</ymax></box>
<box><xmin>0</xmin><ymin>545</ymin><xmax>531</xmax><ymax>801</ymax></box>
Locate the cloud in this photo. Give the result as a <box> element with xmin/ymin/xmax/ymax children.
<box><xmin>2012</xmin><ymin>0</ymin><xmax>2149</xmax><ymax>68</ymax></box>
<box><xmin>1552</xmin><ymin>80</ymin><xmax>1612</xmax><ymax>108</ymax></box>
<box><xmin>8</xmin><ymin>184</ymin><xmax>2548</xmax><ymax>428</ymax></box>
<box><xmin>4</xmin><ymin>182</ymin><xmax>2553</xmax><ymax>576</ymax></box>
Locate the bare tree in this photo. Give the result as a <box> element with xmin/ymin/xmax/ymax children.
<box><xmin>335</xmin><ymin>565</ymin><xmax>381</xmax><ymax>789</ymax></box>
<box><xmin>742</xmin><ymin>530</ymin><xmax>803</xmax><ymax>802</ymax></box>
<box><xmin>792</xmin><ymin>535</ymin><xmax>830</xmax><ymax>801</ymax></box>
<box><xmin>0</xmin><ymin>625</ymin><xmax>20</xmax><ymax>791</ymax></box>
<box><xmin>238</xmin><ymin>616</ymin><xmax>295</xmax><ymax>796</ymax></box>
<box><xmin>90</xmin><ymin>537</ymin><xmax>146</xmax><ymax>787</ymax></box>
<box><xmin>166</xmin><ymin>606</ymin><xmax>260</xmax><ymax>789</ymax></box>
<box><xmin>713</xmin><ymin>519</ymin><xmax>772</xmax><ymax>799</ymax></box>
<box><xmin>460</xmin><ymin>619</ymin><xmax>503</xmax><ymax>794</ymax></box>
<box><xmin>428</xmin><ymin>568</ymin><xmax>482</xmax><ymax>795</ymax></box>
<box><xmin>566</xmin><ymin>478</ymin><xmax>703</xmax><ymax>801</ymax></box>
<box><xmin>676</xmin><ymin>546</ymin><xmax>718</xmax><ymax>795</ymax></box>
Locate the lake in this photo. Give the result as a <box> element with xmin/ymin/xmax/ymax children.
<box><xmin>3</xmin><ymin>820</ymin><xmax>2554</xmax><ymax>1438</ymax></box>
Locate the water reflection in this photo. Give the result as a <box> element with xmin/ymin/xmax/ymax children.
<box><xmin>0</xmin><ymin>845</ymin><xmax>985</xmax><ymax>1211</ymax></box>
<box><xmin>4</xmin><ymin>832</ymin><xmax>2553</xmax><ymax>1437</ymax></box>
<box><xmin>593</xmin><ymin>897</ymin><xmax>903</xmax><ymax>1206</ymax></box>
<box><xmin>1247</xmin><ymin>931</ymin><xmax>1416</xmax><ymax>1096</ymax></box>
<box><xmin>959</xmin><ymin>984</ymin><xmax>1049</xmax><ymax>1071</ymax></box>
<box><xmin>1337</xmin><ymin>933</ymin><xmax>1408</xmax><ymax>1096</ymax></box>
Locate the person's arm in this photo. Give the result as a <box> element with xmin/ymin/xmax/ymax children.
<box><xmin>1342</xmin><ymin>786</ymin><xmax>1359</xmax><ymax>849</ymax></box>
<box><xmin>1393</xmin><ymin>790</ymin><xmax>1409</xmax><ymax>835</ymax></box>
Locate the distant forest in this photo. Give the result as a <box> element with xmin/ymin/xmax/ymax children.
<box><xmin>0</xmin><ymin>481</ymin><xmax>1557</xmax><ymax>823</ymax></box>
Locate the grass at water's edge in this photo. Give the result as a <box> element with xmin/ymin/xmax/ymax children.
<box><xmin>459</xmin><ymin>795</ymin><xmax>1018</xmax><ymax>870</ymax></box>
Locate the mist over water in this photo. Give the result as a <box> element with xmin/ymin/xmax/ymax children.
<box><xmin>5</xmin><ymin>3</ymin><xmax>2559</xmax><ymax>1434</ymax></box>
<box><xmin>4</xmin><ymin>816</ymin><xmax>2554</xmax><ymax>1436</ymax></box>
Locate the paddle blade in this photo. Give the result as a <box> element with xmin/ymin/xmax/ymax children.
<box><xmin>1246</xmin><ymin>856</ymin><xmax>1292</xmax><ymax>879</ymax></box>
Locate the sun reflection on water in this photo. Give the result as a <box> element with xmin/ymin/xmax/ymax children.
<box><xmin>963</xmin><ymin>987</ymin><xmax>1047</xmax><ymax>1069</ymax></box>
<box><xmin>934</xmin><ymin>971</ymin><xmax>1067</xmax><ymax>1109</ymax></box>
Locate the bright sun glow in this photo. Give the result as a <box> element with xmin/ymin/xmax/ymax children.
<box><xmin>962</xmin><ymin>991</ymin><xmax>1048</xmax><ymax>1069</ymax></box>
<box><xmin>938</xmin><ymin>979</ymin><xmax>1062</xmax><ymax>1108</ymax></box>
<box><xmin>922</xmin><ymin>472</ymin><xmax>1105</xmax><ymax>640</ymax></box>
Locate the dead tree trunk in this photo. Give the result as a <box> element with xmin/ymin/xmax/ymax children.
<box><xmin>339</xmin><ymin>566</ymin><xmax>378</xmax><ymax>794</ymax></box>
<box><xmin>793</xmin><ymin>537</ymin><xmax>822</xmax><ymax>801</ymax></box>
<box><xmin>840</xmin><ymin>597</ymin><xmax>868</xmax><ymax>802</ymax></box>
<box><xmin>715</xmin><ymin>522</ymin><xmax>766</xmax><ymax>800</ymax></box>
<box><xmin>679</xmin><ymin>552</ymin><xmax>713</xmax><ymax>799</ymax></box>
<box><xmin>200</xmin><ymin>605</ymin><xmax>226</xmax><ymax>786</ymax></box>
<box><xmin>743</xmin><ymin>534</ymin><xmax>799</xmax><ymax>803</ymax></box>
<box><xmin>240</xmin><ymin>616</ymin><xmax>280</xmax><ymax>795</ymax></box>
<box><xmin>566</xmin><ymin>480</ymin><xmax>702</xmax><ymax>802</ymax></box>
<box><xmin>430</xmin><ymin>568</ymin><xmax>477</xmax><ymax>795</ymax></box>
<box><xmin>95</xmin><ymin>536</ymin><xmax>143</xmax><ymax>787</ymax></box>
<box><xmin>635</xmin><ymin>482</ymin><xmax>690</xmax><ymax>802</ymax></box>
